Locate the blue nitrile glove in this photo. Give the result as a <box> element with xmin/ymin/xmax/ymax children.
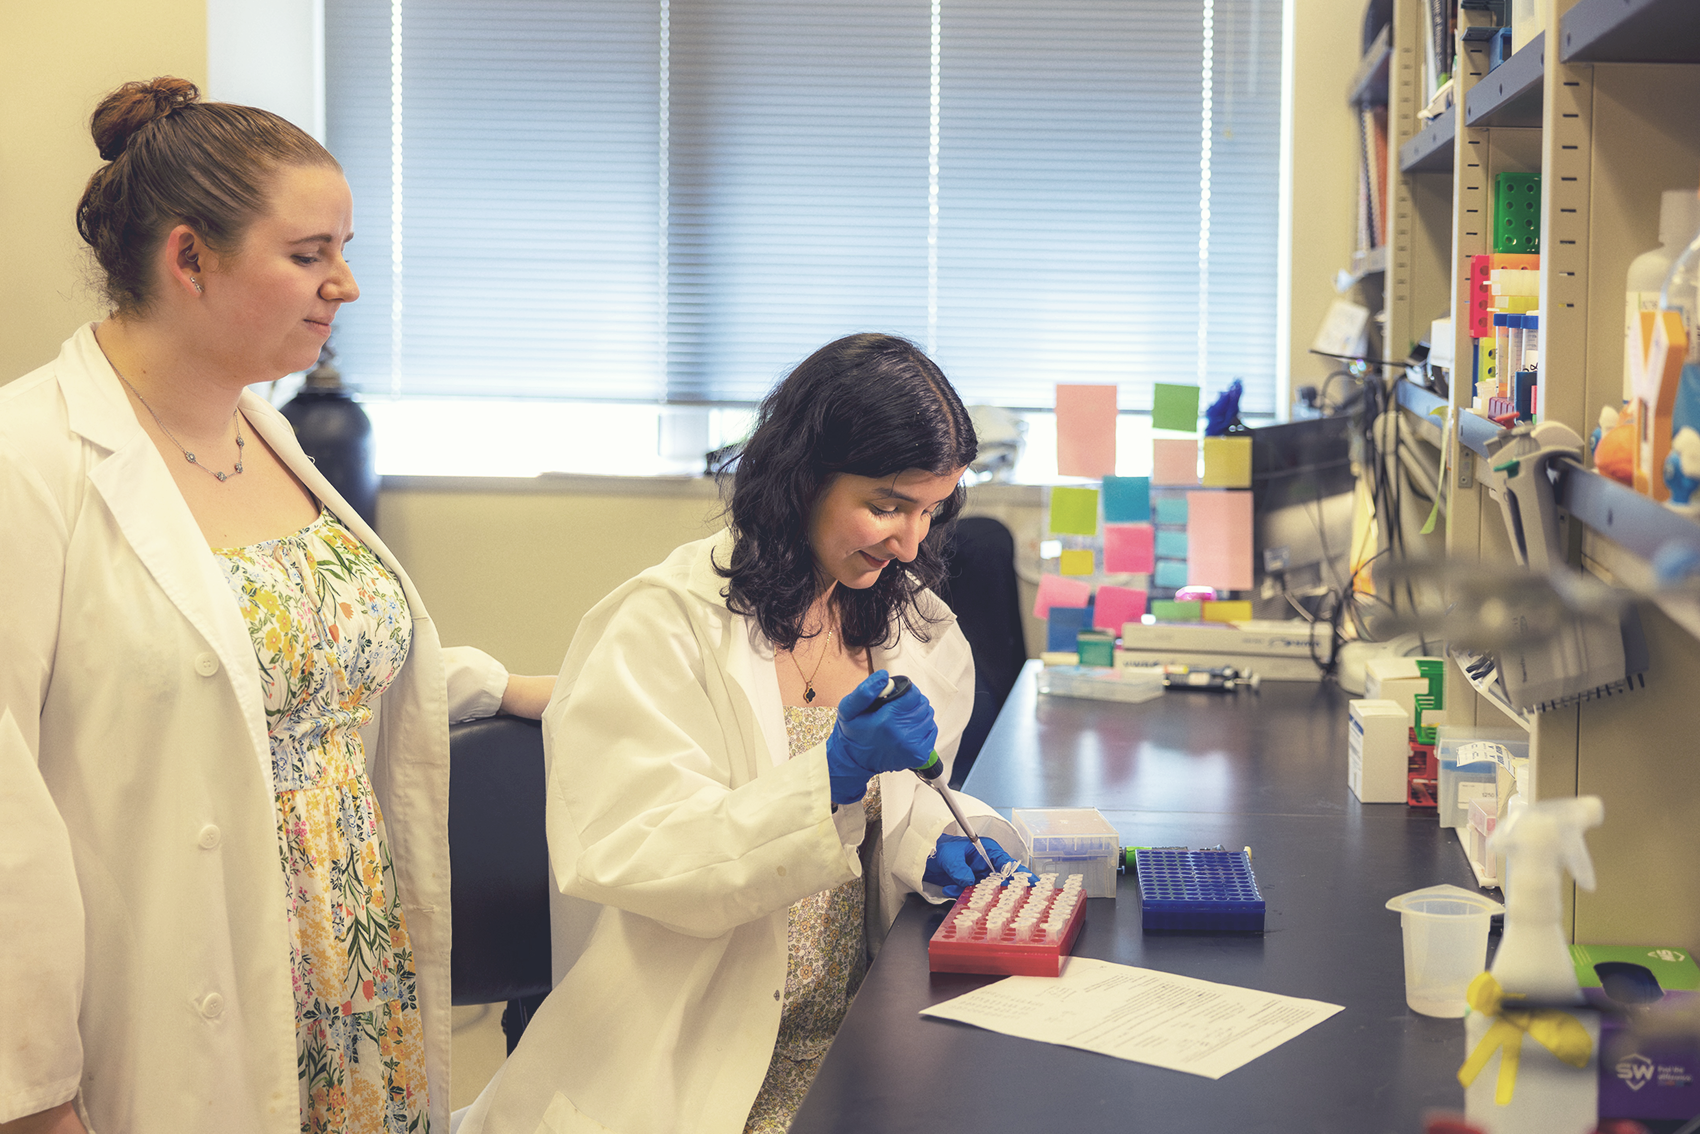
<box><xmin>924</xmin><ymin>835</ymin><xmax>1033</xmax><ymax>898</ymax></box>
<box><xmin>825</xmin><ymin>670</ymin><xmax>938</xmax><ymax>805</ymax></box>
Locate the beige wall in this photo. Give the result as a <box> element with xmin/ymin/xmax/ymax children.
<box><xmin>1</xmin><ymin>0</ymin><xmax>207</xmax><ymax>383</ymax></box>
<box><xmin>378</xmin><ymin>477</ymin><xmax>1050</xmax><ymax>677</ymax></box>
<box><xmin>1284</xmin><ymin>0</ymin><xmax>1366</xmax><ymax>406</ymax></box>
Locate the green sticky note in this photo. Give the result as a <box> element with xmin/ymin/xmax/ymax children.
<box><xmin>1151</xmin><ymin>383</ymin><xmax>1200</xmax><ymax>432</ymax></box>
<box><xmin>1049</xmin><ymin>486</ymin><xmax>1099</xmax><ymax>535</ymax></box>
<box><xmin>1151</xmin><ymin>600</ymin><xmax>1203</xmax><ymax>622</ymax></box>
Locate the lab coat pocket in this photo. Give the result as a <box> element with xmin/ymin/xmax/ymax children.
<box><xmin>539</xmin><ymin>1091</ymin><xmax>621</xmax><ymax>1134</ymax></box>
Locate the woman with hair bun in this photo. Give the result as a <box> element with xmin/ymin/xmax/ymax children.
<box><xmin>0</xmin><ymin>78</ymin><xmax>552</xmax><ymax>1134</ymax></box>
<box><xmin>460</xmin><ymin>333</ymin><xmax>1028</xmax><ymax>1134</ymax></box>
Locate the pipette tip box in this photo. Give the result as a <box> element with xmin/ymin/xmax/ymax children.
<box><xmin>928</xmin><ymin>875</ymin><xmax>1088</xmax><ymax>976</ymax></box>
<box><xmin>1135</xmin><ymin>848</ymin><xmax>1265</xmax><ymax>933</ymax></box>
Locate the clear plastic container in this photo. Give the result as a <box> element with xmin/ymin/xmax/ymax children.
<box><xmin>1435</xmin><ymin>726</ymin><xmax>1528</xmax><ymax>830</ymax></box>
<box><xmin>1036</xmin><ymin>665</ymin><xmax>1165</xmax><ymax>705</ymax></box>
<box><xmin>1012</xmin><ymin>807</ymin><xmax>1120</xmax><ymax>898</ymax></box>
<box><xmin>1385</xmin><ymin>884</ymin><xmax>1504</xmax><ymax>1017</ymax></box>
<box><xmin>1659</xmin><ymin>207</ymin><xmax>1700</xmax><ymax>440</ymax></box>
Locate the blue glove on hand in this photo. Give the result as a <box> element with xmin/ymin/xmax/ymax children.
<box><xmin>824</xmin><ymin>670</ymin><xmax>938</xmax><ymax>805</ymax></box>
<box><xmin>924</xmin><ymin>835</ymin><xmax>1032</xmax><ymax>898</ymax></box>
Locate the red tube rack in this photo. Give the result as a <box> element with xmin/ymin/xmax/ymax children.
<box><xmin>927</xmin><ymin>878</ymin><xmax>1087</xmax><ymax>977</ymax></box>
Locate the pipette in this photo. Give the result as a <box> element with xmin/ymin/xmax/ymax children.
<box><xmin>870</xmin><ymin>675</ymin><xmax>1004</xmax><ymax>878</ymax></box>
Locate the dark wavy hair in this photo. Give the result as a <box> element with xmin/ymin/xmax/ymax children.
<box><xmin>716</xmin><ymin>333</ymin><xmax>978</xmax><ymax>652</ymax></box>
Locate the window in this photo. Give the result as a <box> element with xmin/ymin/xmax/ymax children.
<box><xmin>326</xmin><ymin>0</ymin><xmax>1284</xmax><ymax>473</ymax></box>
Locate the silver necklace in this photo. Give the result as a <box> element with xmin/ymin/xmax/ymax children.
<box><xmin>112</xmin><ymin>366</ymin><xmax>246</xmax><ymax>482</ymax></box>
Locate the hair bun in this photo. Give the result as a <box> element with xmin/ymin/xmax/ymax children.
<box><xmin>91</xmin><ymin>77</ymin><xmax>200</xmax><ymax>161</ymax></box>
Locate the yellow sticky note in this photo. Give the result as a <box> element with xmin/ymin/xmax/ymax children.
<box><xmin>1059</xmin><ymin>549</ymin><xmax>1095</xmax><ymax>576</ymax></box>
<box><xmin>1202</xmin><ymin>600</ymin><xmax>1253</xmax><ymax>623</ymax></box>
<box><xmin>1201</xmin><ymin>436</ymin><xmax>1252</xmax><ymax>488</ymax></box>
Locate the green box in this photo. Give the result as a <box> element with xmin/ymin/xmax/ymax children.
<box><xmin>1150</xmin><ymin>599</ymin><xmax>1203</xmax><ymax>622</ymax></box>
<box><xmin>1494</xmin><ymin>172</ymin><xmax>1541</xmax><ymax>254</ymax></box>
<box><xmin>1076</xmin><ymin>631</ymin><xmax>1116</xmax><ymax>667</ymax></box>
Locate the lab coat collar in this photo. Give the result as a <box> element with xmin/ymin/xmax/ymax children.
<box><xmin>675</xmin><ymin>528</ymin><xmax>962</xmax><ymax>767</ymax></box>
<box><xmin>58</xmin><ymin>322</ymin><xmax>438</xmax><ymax>793</ymax></box>
<box><xmin>62</xmin><ymin>324</ymin><xmax>275</xmax><ymax>789</ymax></box>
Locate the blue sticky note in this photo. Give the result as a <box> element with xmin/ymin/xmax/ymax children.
<box><xmin>1046</xmin><ymin>605</ymin><xmax>1094</xmax><ymax>652</ymax></box>
<box><xmin>1102</xmin><ymin>476</ymin><xmax>1151</xmax><ymax>523</ymax></box>
<box><xmin>1154</xmin><ymin>559</ymin><xmax>1189</xmax><ymax>589</ymax></box>
<box><xmin>1154</xmin><ymin>495</ymin><xmax>1189</xmax><ymax>526</ymax></box>
<box><xmin>1155</xmin><ymin>529</ymin><xmax>1189</xmax><ymax>559</ymax></box>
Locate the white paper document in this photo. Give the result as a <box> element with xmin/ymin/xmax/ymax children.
<box><xmin>919</xmin><ymin>957</ymin><xmax>1343</xmax><ymax>1080</ymax></box>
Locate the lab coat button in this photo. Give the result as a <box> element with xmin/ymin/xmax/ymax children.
<box><xmin>197</xmin><ymin>824</ymin><xmax>221</xmax><ymax>849</ymax></box>
<box><xmin>194</xmin><ymin>653</ymin><xmax>220</xmax><ymax>677</ymax></box>
<box><xmin>199</xmin><ymin>992</ymin><xmax>225</xmax><ymax>1019</ymax></box>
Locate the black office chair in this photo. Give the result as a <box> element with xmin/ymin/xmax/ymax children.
<box><xmin>448</xmin><ymin>715</ymin><xmax>553</xmax><ymax>1053</ymax></box>
<box><xmin>935</xmin><ymin>516</ymin><xmax>1027</xmax><ymax>787</ymax></box>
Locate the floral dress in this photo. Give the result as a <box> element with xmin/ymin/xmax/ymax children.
<box><xmin>216</xmin><ymin>508</ymin><xmax>428</xmax><ymax>1134</ymax></box>
<box><xmin>744</xmin><ymin>706</ymin><xmax>882</xmax><ymax>1134</ymax></box>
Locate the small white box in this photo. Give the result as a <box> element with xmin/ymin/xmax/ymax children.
<box><xmin>1349</xmin><ymin>699</ymin><xmax>1410</xmax><ymax>803</ymax></box>
<box><xmin>1364</xmin><ymin>656</ymin><xmax>1443</xmax><ymax>725</ymax></box>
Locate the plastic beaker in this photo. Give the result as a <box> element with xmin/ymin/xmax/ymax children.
<box><xmin>1384</xmin><ymin>884</ymin><xmax>1504</xmax><ymax>1017</ymax></box>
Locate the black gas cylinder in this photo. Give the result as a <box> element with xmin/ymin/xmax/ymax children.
<box><xmin>280</xmin><ymin>346</ymin><xmax>379</xmax><ymax>525</ymax></box>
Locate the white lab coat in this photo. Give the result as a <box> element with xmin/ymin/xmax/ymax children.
<box><xmin>460</xmin><ymin>530</ymin><xmax>1017</xmax><ymax>1134</ymax></box>
<box><xmin>0</xmin><ymin>324</ymin><xmax>506</xmax><ymax>1133</ymax></box>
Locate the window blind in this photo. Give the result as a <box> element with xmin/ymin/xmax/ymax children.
<box><xmin>326</xmin><ymin>0</ymin><xmax>1283</xmax><ymax>413</ymax></box>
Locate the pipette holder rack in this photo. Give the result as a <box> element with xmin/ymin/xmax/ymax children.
<box><xmin>1135</xmin><ymin>849</ymin><xmax>1265</xmax><ymax>933</ymax></box>
<box><xmin>928</xmin><ymin>878</ymin><xmax>1088</xmax><ymax>977</ymax></box>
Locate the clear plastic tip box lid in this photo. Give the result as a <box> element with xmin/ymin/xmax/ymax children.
<box><xmin>1013</xmin><ymin>807</ymin><xmax>1121</xmax><ymax>898</ymax></box>
<box><xmin>1135</xmin><ymin>848</ymin><xmax>1266</xmax><ymax>933</ymax></box>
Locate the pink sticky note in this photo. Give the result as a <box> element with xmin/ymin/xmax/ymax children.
<box><xmin>1102</xmin><ymin>522</ymin><xmax>1155</xmax><ymax>574</ymax></box>
<box><xmin>1185</xmin><ymin>490</ymin><xmax>1254</xmax><ymax>591</ymax></box>
<box><xmin>1055</xmin><ymin>384</ymin><xmax>1118</xmax><ymax>478</ymax></box>
<box><xmin>1033</xmin><ymin>573</ymin><xmax>1093</xmax><ymax>620</ymax></box>
<box><xmin>1152</xmin><ymin>438</ymin><xmax>1199</xmax><ymax>486</ymax></box>
<box><xmin>1094</xmin><ymin>585</ymin><xmax>1148</xmax><ymax>632</ymax></box>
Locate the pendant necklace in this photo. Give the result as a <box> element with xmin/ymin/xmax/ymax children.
<box><xmin>112</xmin><ymin>365</ymin><xmax>246</xmax><ymax>482</ymax></box>
<box><xmin>789</xmin><ymin>629</ymin><xmax>833</xmax><ymax>704</ymax></box>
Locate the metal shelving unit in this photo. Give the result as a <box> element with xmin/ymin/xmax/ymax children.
<box><xmin>1463</xmin><ymin>32</ymin><xmax>1545</xmax><ymax>127</ymax></box>
<box><xmin>1400</xmin><ymin>104</ymin><xmax>1457</xmax><ymax>173</ymax></box>
<box><xmin>1560</xmin><ymin>0</ymin><xmax>1700</xmax><ymax>63</ymax></box>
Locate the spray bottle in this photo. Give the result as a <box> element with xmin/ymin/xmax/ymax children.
<box><xmin>1463</xmin><ymin>796</ymin><xmax>1605</xmax><ymax>1133</ymax></box>
<box><xmin>1489</xmin><ymin>796</ymin><xmax>1604</xmax><ymax>1002</ymax></box>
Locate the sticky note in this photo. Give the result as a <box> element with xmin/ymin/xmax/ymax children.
<box><xmin>1033</xmin><ymin>574</ymin><xmax>1092</xmax><ymax>619</ymax></box>
<box><xmin>1055</xmin><ymin>384</ymin><xmax>1118</xmax><ymax>478</ymax></box>
<box><xmin>1049</xmin><ymin>486</ymin><xmax>1099</xmax><ymax>535</ymax></box>
<box><xmin>1151</xmin><ymin>600</ymin><xmax>1202</xmax><ymax>622</ymax></box>
<box><xmin>1102</xmin><ymin>523</ymin><xmax>1154</xmax><ymax>574</ymax></box>
<box><xmin>1151</xmin><ymin>383</ymin><xmax>1200</xmax><ymax>432</ymax></box>
<box><xmin>1059</xmin><ymin>549</ymin><xmax>1094</xmax><ymax>576</ymax></box>
<box><xmin>1154</xmin><ymin>559</ymin><xmax>1189</xmax><ymax>588</ymax></box>
<box><xmin>1152</xmin><ymin>438</ymin><xmax>1199</xmax><ymax>486</ymax></box>
<box><xmin>1102</xmin><ymin>476</ymin><xmax>1150</xmax><ymax>522</ymax></box>
<box><xmin>1046</xmin><ymin>606</ymin><xmax>1092</xmax><ymax>652</ymax></box>
<box><xmin>1155</xmin><ymin>529</ymin><xmax>1188</xmax><ymax>559</ymax></box>
<box><xmin>1154</xmin><ymin>495</ymin><xmax>1188</xmax><ymax>525</ymax></box>
<box><xmin>1093</xmin><ymin>585</ymin><xmax>1148</xmax><ymax>633</ymax></box>
<box><xmin>1186</xmin><ymin>490</ymin><xmax>1254</xmax><ymax>590</ymax></box>
<box><xmin>1203</xmin><ymin>600</ymin><xmax>1253</xmax><ymax>623</ymax></box>
<box><xmin>1202</xmin><ymin>436</ymin><xmax>1253</xmax><ymax>488</ymax></box>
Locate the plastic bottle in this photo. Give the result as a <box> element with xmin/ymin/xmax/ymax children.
<box><xmin>1487</xmin><ymin>795</ymin><xmax>1604</xmax><ymax>1003</ymax></box>
<box><xmin>1625</xmin><ymin>189</ymin><xmax>1700</xmax><ymax>403</ymax></box>
<box><xmin>1656</xmin><ymin>193</ymin><xmax>1700</xmax><ymax>439</ymax></box>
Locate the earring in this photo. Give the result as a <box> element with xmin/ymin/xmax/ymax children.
<box><xmin>191</xmin><ymin>277</ymin><xmax>203</xmax><ymax>293</ymax></box>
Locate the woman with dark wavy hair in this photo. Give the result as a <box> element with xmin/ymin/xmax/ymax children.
<box><xmin>462</xmin><ymin>333</ymin><xmax>1027</xmax><ymax>1134</ymax></box>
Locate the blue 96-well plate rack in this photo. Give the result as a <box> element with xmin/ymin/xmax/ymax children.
<box><xmin>1135</xmin><ymin>848</ymin><xmax>1265</xmax><ymax>933</ymax></box>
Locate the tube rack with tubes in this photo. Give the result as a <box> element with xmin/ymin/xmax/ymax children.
<box><xmin>927</xmin><ymin>873</ymin><xmax>1088</xmax><ymax>976</ymax></box>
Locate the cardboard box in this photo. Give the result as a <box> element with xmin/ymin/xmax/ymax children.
<box><xmin>1571</xmin><ymin>944</ymin><xmax>1700</xmax><ymax>1121</ymax></box>
<box><xmin>1348</xmin><ymin>699</ymin><xmax>1409</xmax><ymax>803</ymax></box>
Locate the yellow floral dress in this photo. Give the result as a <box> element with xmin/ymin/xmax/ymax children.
<box><xmin>216</xmin><ymin>509</ymin><xmax>428</xmax><ymax>1134</ymax></box>
<box><xmin>744</xmin><ymin>706</ymin><xmax>881</xmax><ymax>1134</ymax></box>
